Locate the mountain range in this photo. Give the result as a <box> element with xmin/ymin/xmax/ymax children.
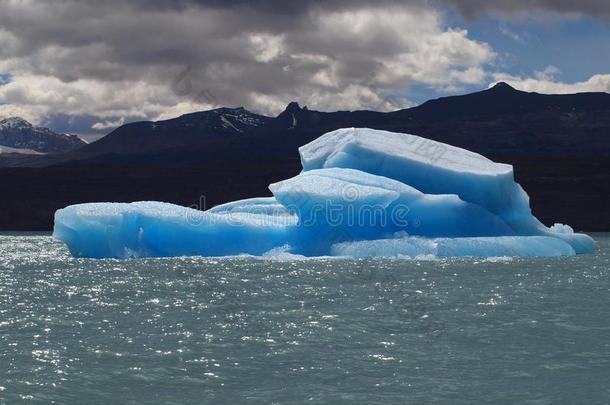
<box><xmin>1</xmin><ymin>82</ymin><xmax>609</xmax><ymax>230</ymax></box>
<box><xmin>0</xmin><ymin>117</ymin><xmax>86</xmax><ymax>155</ymax></box>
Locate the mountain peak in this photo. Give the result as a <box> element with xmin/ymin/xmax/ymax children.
<box><xmin>283</xmin><ymin>102</ymin><xmax>302</xmax><ymax>114</ymax></box>
<box><xmin>0</xmin><ymin>117</ymin><xmax>86</xmax><ymax>154</ymax></box>
<box><xmin>489</xmin><ymin>82</ymin><xmax>516</xmax><ymax>92</ymax></box>
<box><xmin>0</xmin><ymin>117</ymin><xmax>33</xmax><ymax>129</ymax></box>
<box><xmin>273</xmin><ymin>102</ymin><xmax>306</xmax><ymax>129</ymax></box>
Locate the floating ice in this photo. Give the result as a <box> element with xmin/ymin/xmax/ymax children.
<box><xmin>54</xmin><ymin>201</ymin><xmax>295</xmax><ymax>258</ymax></box>
<box><xmin>54</xmin><ymin>128</ymin><xmax>595</xmax><ymax>258</ymax></box>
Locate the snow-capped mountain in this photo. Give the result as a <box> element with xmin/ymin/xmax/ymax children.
<box><xmin>172</xmin><ymin>107</ymin><xmax>271</xmax><ymax>133</ymax></box>
<box><xmin>0</xmin><ymin>117</ymin><xmax>86</xmax><ymax>154</ymax></box>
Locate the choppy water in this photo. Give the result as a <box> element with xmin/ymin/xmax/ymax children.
<box><xmin>1</xmin><ymin>233</ymin><xmax>609</xmax><ymax>404</ymax></box>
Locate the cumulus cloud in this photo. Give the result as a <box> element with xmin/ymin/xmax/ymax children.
<box><xmin>0</xmin><ymin>0</ymin><xmax>495</xmax><ymax>130</ymax></box>
<box><xmin>0</xmin><ymin>72</ymin><xmax>218</xmax><ymax>125</ymax></box>
<box><xmin>492</xmin><ymin>66</ymin><xmax>610</xmax><ymax>94</ymax></box>
<box><xmin>92</xmin><ymin>117</ymin><xmax>126</xmax><ymax>130</ymax></box>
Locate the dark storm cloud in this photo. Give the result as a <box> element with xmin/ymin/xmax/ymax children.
<box><xmin>442</xmin><ymin>0</ymin><xmax>610</xmax><ymax>20</ymax></box>
<box><xmin>121</xmin><ymin>0</ymin><xmax>610</xmax><ymax>19</ymax></box>
<box><xmin>118</xmin><ymin>0</ymin><xmax>422</xmax><ymax>14</ymax></box>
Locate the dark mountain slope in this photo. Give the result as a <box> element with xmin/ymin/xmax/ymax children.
<box><xmin>5</xmin><ymin>82</ymin><xmax>610</xmax><ymax>168</ymax></box>
<box><xmin>382</xmin><ymin>83</ymin><xmax>610</xmax><ymax>158</ymax></box>
<box><xmin>84</xmin><ymin>107</ymin><xmax>271</xmax><ymax>156</ymax></box>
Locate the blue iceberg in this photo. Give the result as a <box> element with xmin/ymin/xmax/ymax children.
<box><xmin>54</xmin><ymin>128</ymin><xmax>594</xmax><ymax>258</ymax></box>
<box><xmin>54</xmin><ymin>201</ymin><xmax>296</xmax><ymax>258</ymax></box>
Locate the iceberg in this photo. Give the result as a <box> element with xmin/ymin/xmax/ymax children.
<box><xmin>54</xmin><ymin>128</ymin><xmax>594</xmax><ymax>259</ymax></box>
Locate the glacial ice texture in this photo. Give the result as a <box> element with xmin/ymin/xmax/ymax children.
<box><xmin>54</xmin><ymin>128</ymin><xmax>594</xmax><ymax>258</ymax></box>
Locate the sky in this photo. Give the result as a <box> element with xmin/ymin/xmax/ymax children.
<box><xmin>0</xmin><ymin>0</ymin><xmax>609</xmax><ymax>140</ymax></box>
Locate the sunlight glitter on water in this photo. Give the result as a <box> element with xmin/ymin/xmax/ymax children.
<box><xmin>0</xmin><ymin>233</ymin><xmax>609</xmax><ymax>404</ymax></box>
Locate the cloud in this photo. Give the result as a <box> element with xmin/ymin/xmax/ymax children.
<box><xmin>492</xmin><ymin>66</ymin><xmax>610</xmax><ymax>94</ymax></box>
<box><xmin>0</xmin><ymin>0</ymin><xmax>494</xmax><ymax>129</ymax></box>
<box><xmin>92</xmin><ymin>117</ymin><xmax>126</xmax><ymax>130</ymax></box>
<box><xmin>0</xmin><ymin>72</ymin><xmax>217</xmax><ymax>125</ymax></box>
<box><xmin>498</xmin><ymin>24</ymin><xmax>522</xmax><ymax>42</ymax></box>
<box><xmin>442</xmin><ymin>0</ymin><xmax>610</xmax><ymax>20</ymax></box>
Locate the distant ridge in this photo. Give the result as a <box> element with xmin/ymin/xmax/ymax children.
<box><xmin>0</xmin><ymin>117</ymin><xmax>86</xmax><ymax>154</ymax></box>
<box><xmin>4</xmin><ymin>82</ymin><xmax>610</xmax><ymax>167</ymax></box>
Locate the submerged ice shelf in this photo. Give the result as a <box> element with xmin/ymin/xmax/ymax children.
<box><xmin>54</xmin><ymin>128</ymin><xmax>594</xmax><ymax>259</ymax></box>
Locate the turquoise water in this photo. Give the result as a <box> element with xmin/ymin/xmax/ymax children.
<box><xmin>1</xmin><ymin>234</ymin><xmax>609</xmax><ymax>404</ymax></box>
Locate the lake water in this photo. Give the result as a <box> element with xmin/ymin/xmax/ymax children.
<box><xmin>1</xmin><ymin>233</ymin><xmax>609</xmax><ymax>404</ymax></box>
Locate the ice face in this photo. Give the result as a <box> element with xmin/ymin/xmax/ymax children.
<box><xmin>54</xmin><ymin>128</ymin><xmax>595</xmax><ymax>258</ymax></box>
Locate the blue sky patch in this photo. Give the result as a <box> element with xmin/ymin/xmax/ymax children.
<box><xmin>0</xmin><ymin>73</ymin><xmax>12</xmax><ymax>85</ymax></box>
